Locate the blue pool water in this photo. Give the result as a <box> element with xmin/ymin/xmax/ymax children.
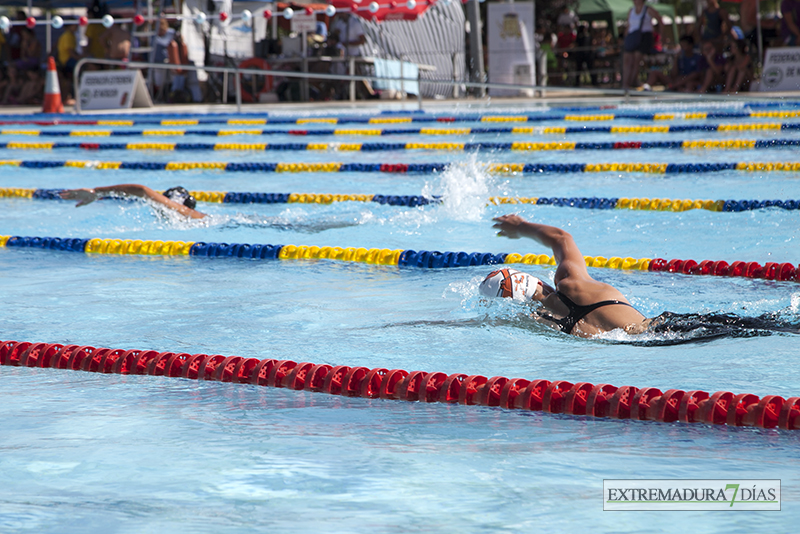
<box><xmin>1</xmin><ymin>103</ymin><xmax>800</xmax><ymax>533</ymax></box>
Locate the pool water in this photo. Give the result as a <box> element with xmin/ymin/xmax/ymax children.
<box><xmin>1</xmin><ymin>104</ymin><xmax>800</xmax><ymax>533</ymax></box>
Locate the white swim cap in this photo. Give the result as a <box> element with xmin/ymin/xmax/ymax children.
<box><xmin>479</xmin><ymin>268</ymin><xmax>540</xmax><ymax>301</ymax></box>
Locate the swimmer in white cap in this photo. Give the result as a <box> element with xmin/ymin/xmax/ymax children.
<box><xmin>487</xmin><ymin>214</ymin><xmax>649</xmax><ymax>337</ymax></box>
<box><xmin>60</xmin><ymin>184</ymin><xmax>206</xmax><ymax>219</ymax></box>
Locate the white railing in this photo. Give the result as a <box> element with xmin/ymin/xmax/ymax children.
<box><xmin>73</xmin><ymin>57</ymin><xmax>760</xmax><ymax>114</ymax></box>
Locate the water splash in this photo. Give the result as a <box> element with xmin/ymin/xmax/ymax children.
<box><xmin>422</xmin><ymin>153</ymin><xmax>496</xmax><ymax>222</ymax></box>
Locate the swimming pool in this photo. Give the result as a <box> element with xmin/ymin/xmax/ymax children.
<box><xmin>1</xmin><ymin>102</ymin><xmax>799</xmax><ymax>532</ymax></box>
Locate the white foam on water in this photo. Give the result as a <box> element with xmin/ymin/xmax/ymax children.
<box><xmin>421</xmin><ymin>153</ymin><xmax>497</xmax><ymax>223</ymax></box>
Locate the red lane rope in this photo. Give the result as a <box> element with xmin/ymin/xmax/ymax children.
<box><xmin>2</xmin><ymin>339</ymin><xmax>797</xmax><ymax>431</ymax></box>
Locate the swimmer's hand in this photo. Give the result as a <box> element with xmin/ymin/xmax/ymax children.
<box><xmin>59</xmin><ymin>188</ymin><xmax>98</xmax><ymax>207</ymax></box>
<box><xmin>492</xmin><ymin>214</ymin><xmax>528</xmax><ymax>239</ymax></box>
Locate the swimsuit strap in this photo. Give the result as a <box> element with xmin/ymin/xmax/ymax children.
<box><xmin>554</xmin><ymin>291</ymin><xmax>635</xmax><ymax>334</ymax></box>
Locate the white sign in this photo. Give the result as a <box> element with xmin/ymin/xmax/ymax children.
<box><xmin>487</xmin><ymin>3</ymin><xmax>536</xmax><ymax>97</ymax></box>
<box><xmin>760</xmin><ymin>47</ymin><xmax>800</xmax><ymax>92</ymax></box>
<box><xmin>604</xmin><ymin>479</ymin><xmax>780</xmax><ymax>511</ymax></box>
<box><xmin>291</xmin><ymin>13</ymin><xmax>317</xmax><ymax>34</ymax></box>
<box><xmin>79</xmin><ymin>70</ymin><xmax>153</xmax><ymax>110</ymax></box>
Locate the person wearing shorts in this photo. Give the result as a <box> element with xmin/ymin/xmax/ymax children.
<box><xmin>622</xmin><ymin>0</ymin><xmax>661</xmax><ymax>89</ymax></box>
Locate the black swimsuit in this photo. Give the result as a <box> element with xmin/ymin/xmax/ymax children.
<box><xmin>548</xmin><ymin>291</ymin><xmax>635</xmax><ymax>334</ymax></box>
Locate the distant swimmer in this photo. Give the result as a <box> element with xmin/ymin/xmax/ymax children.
<box><xmin>484</xmin><ymin>214</ymin><xmax>800</xmax><ymax>342</ymax></box>
<box><xmin>59</xmin><ymin>183</ymin><xmax>363</xmax><ymax>233</ymax></box>
<box><xmin>484</xmin><ymin>214</ymin><xmax>648</xmax><ymax>337</ymax></box>
<box><xmin>60</xmin><ymin>183</ymin><xmax>205</xmax><ymax>219</ymax></box>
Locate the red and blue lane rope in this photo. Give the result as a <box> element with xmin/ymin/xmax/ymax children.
<box><xmin>1</xmin><ymin>339</ymin><xmax>798</xmax><ymax>431</ymax></box>
<box><xmin>5</xmin><ymin>159</ymin><xmax>800</xmax><ymax>174</ymax></box>
<box><xmin>5</xmin><ymin>124</ymin><xmax>800</xmax><ymax>137</ymax></box>
<box><xmin>1</xmin><ymin>234</ymin><xmax>798</xmax><ymax>283</ymax></box>
<box><xmin>3</xmin><ymin>139</ymin><xmax>800</xmax><ymax>152</ymax></box>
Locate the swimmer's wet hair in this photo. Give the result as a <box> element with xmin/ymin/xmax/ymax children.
<box><xmin>163</xmin><ymin>186</ymin><xmax>196</xmax><ymax>210</ymax></box>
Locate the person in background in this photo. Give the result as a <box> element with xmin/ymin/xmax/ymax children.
<box><xmin>323</xmin><ymin>30</ymin><xmax>346</xmax><ymax>99</ymax></box>
<box><xmin>56</xmin><ymin>22</ymin><xmax>81</xmax><ymax>104</ymax></box>
<box><xmin>85</xmin><ymin>1</ymin><xmax>108</xmax><ymax>61</ymax></box>
<box><xmin>573</xmin><ymin>23</ymin><xmax>596</xmax><ymax>86</ymax></box>
<box><xmin>167</xmin><ymin>31</ymin><xmax>202</xmax><ymax>103</ymax></box>
<box><xmin>7</xmin><ymin>11</ymin><xmax>27</xmax><ymax>61</ymax></box>
<box><xmin>622</xmin><ymin>0</ymin><xmax>661</xmax><ymax>90</ymax></box>
<box><xmin>697</xmin><ymin>0</ymin><xmax>730</xmax><ymax>45</ymax></box>
<box><xmin>1</xmin><ymin>65</ymin><xmax>43</xmax><ymax>105</ymax></box>
<box><xmin>15</xmin><ymin>28</ymin><xmax>41</xmax><ymax>72</ymax></box>
<box><xmin>152</xmin><ymin>18</ymin><xmax>175</xmax><ymax>96</ymax></box>
<box><xmin>725</xmin><ymin>29</ymin><xmax>753</xmax><ymax>93</ymax></box>
<box><xmin>330</xmin><ymin>12</ymin><xmax>374</xmax><ymax>98</ymax></box>
<box><xmin>331</xmin><ymin>12</ymin><xmax>366</xmax><ymax>58</ymax></box>
<box><xmin>740</xmin><ymin>0</ymin><xmax>759</xmax><ymax>48</ymax></box>
<box><xmin>697</xmin><ymin>39</ymin><xmax>727</xmax><ymax>93</ymax></box>
<box><xmin>556</xmin><ymin>6</ymin><xmax>579</xmax><ymax>31</ymax></box>
<box><xmin>101</xmin><ymin>22</ymin><xmax>131</xmax><ymax>61</ymax></box>
<box><xmin>781</xmin><ymin>0</ymin><xmax>800</xmax><ymax>45</ymax></box>
<box><xmin>555</xmin><ymin>22</ymin><xmax>576</xmax><ymax>85</ymax></box>
<box><xmin>646</xmin><ymin>35</ymin><xmax>703</xmax><ymax>92</ymax></box>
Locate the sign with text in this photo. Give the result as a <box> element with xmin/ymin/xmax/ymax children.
<box><xmin>487</xmin><ymin>2</ymin><xmax>536</xmax><ymax>97</ymax></box>
<box><xmin>79</xmin><ymin>70</ymin><xmax>153</xmax><ymax>110</ymax></box>
<box><xmin>291</xmin><ymin>13</ymin><xmax>317</xmax><ymax>34</ymax></box>
<box><xmin>604</xmin><ymin>479</ymin><xmax>780</xmax><ymax>511</ymax></box>
<box><xmin>760</xmin><ymin>47</ymin><xmax>800</xmax><ymax>91</ymax></box>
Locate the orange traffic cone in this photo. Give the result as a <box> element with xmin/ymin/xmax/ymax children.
<box><xmin>42</xmin><ymin>56</ymin><xmax>64</xmax><ymax>113</ymax></box>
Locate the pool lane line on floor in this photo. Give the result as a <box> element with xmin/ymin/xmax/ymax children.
<box><xmin>4</xmin><ymin>123</ymin><xmax>800</xmax><ymax>137</ymax></box>
<box><xmin>1</xmin><ymin>340</ymin><xmax>797</xmax><ymax>431</ymax></box>
<box><xmin>5</xmin><ymin>139</ymin><xmax>800</xmax><ymax>152</ymax></box>
<box><xmin>1</xmin><ymin>235</ymin><xmax>797</xmax><ymax>283</ymax></box>
<box><xmin>6</xmin><ymin>188</ymin><xmax>800</xmax><ymax>213</ymax></box>
<box><xmin>3</xmin><ymin>159</ymin><xmax>800</xmax><ymax>174</ymax></box>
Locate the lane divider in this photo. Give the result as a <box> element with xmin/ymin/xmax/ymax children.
<box><xmin>4</xmin><ymin>110</ymin><xmax>800</xmax><ymax>128</ymax></box>
<box><xmin>5</xmin><ymin>123</ymin><xmax>800</xmax><ymax>138</ymax></box>
<box><xmin>1</xmin><ymin>339</ymin><xmax>797</xmax><ymax>431</ymax></box>
<box><xmin>10</xmin><ymin>188</ymin><xmax>800</xmax><ymax>213</ymax></box>
<box><xmin>1</xmin><ymin>234</ymin><xmax>797</xmax><ymax>282</ymax></box>
<box><xmin>4</xmin><ymin>159</ymin><xmax>800</xmax><ymax>174</ymax></box>
<box><xmin>5</xmin><ymin>139</ymin><xmax>800</xmax><ymax>152</ymax></box>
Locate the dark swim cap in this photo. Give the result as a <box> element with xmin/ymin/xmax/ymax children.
<box><xmin>163</xmin><ymin>186</ymin><xmax>197</xmax><ymax>210</ymax></box>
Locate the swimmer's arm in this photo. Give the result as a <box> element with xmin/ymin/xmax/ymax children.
<box><xmin>59</xmin><ymin>184</ymin><xmax>205</xmax><ymax>219</ymax></box>
<box><xmin>493</xmin><ymin>214</ymin><xmax>590</xmax><ymax>282</ymax></box>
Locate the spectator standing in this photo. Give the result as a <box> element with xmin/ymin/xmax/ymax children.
<box><xmin>698</xmin><ymin>0</ymin><xmax>730</xmax><ymax>45</ymax></box>
<box><xmin>622</xmin><ymin>0</ymin><xmax>661</xmax><ymax>89</ymax></box>
<box><xmin>555</xmin><ymin>23</ymin><xmax>575</xmax><ymax>85</ymax></box>
<box><xmin>725</xmin><ymin>31</ymin><xmax>753</xmax><ymax>92</ymax></box>
<box><xmin>331</xmin><ymin>13</ymin><xmax>366</xmax><ymax>58</ymax></box>
<box><xmin>781</xmin><ymin>0</ymin><xmax>800</xmax><ymax>45</ymax></box>
<box><xmin>557</xmin><ymin>6</ymin><xmax>579</xmax><ymax>31</ymax></box>
<box><xmin>740</xmin><ymin>0</ymin><xmax>759</xmax><ymax>44</ymax></box>
<box><xmin>56</xmin><ymin>23</ymin><xmax>81</xmax><ymax>104</ymax></box>
<box><xmin>573</xmin><ymin>24</ymin><xmax>596</xmax><ymax>86</ymax></box>
<box><xmin>167</xmin><ymin>31</ymin><xmax>202</xmax><ymax>103</ymax></box>
<box><xmin>330</xmin><ymin>13</ymin><xmax>374</xmax><ymax>98</ymax></box>
<box><xmin>152</xmin><ymin>18</ymin><xmax>175</xmax><ymax>94</ymax></box>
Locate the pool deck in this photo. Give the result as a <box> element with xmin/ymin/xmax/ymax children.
<box><xmin>2</xmin><ymin>89</ymin><xmax>797</xmax><ymax>117</ymax></box>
